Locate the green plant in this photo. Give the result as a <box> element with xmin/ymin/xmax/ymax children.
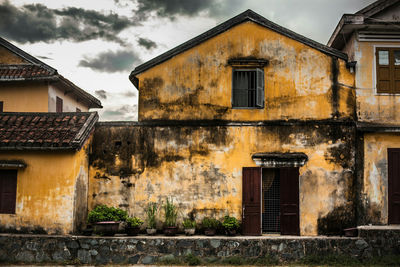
<box><xmin>87</xmin><ymin>205</ymin><xmax>128</xmax><ymax>224</ymax></box>
<box><xmin>184</xmin><ymin>253</ymin><xmax>201</xmax><ymax>266</ymax></box>
<box><xmin>182</xmin><ymin>218</ymin><xmax>196</xmax><ymax>229</ymax></box>
<box><xmin>146</xmin><ymin>202</ymin><xmax>157</xmax><ymax>229</ymax></box>
<box><xmin>222</xmin><ymin>215</ymin><xmax>240</xmax><ymax>231</ymax></box>
<box><xmin>126</xmin><ymin>216</ymin><xmax>144</xmax><ymax>228</ymax></box>
<box><xmin>163</xmin><ymin>198</ymin><xmax>178</xmax><ymax>227</ymax></box>
<box><xmin>201</xmin><ymin>217</ymin><xmax>220</xmax><ymax>229</ymax></box>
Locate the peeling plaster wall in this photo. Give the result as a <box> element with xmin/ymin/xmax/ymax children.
<box><xmin>89</xmin><ymin>123</ymin><xmax>356</xmax><ymax>236</ymax></box>
<box><xmin>354</xmin><ymin>40</ymin><xmax>400</xmax><ymax>123</ymax></box>
<box><xmin>362</xmin><ymin>133</ymin><xmax>400</xmax><ymax>225</ymax></box>
<box><xmin>137</xmin><ymin>21</ymin><xmax>354</xmax><ymax>121</ymax></box>
<box><xmin>0</xmin><ymin>144</ymin><xmax>90</xmax><ymax>235</ymax></box>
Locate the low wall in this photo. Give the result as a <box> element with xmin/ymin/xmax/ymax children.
<box><xmin>0</xmin><ymin>230</ymin><xmax>399</xmax><ymax>265</ymax></box>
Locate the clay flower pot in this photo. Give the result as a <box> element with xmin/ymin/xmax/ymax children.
<box><xmin>164</xmin><ymin>226</ymin><xmax>178</xmax><ymax>236</ymax></box>
<box><xmin>204</xmin><ymin>228</ymin><xmax>216</xmax><ymax>236</ymax></box>
<box><xmin>184</xmin><ymin>228</ymin><xmax>195</xmax><ymax>236</ymax></box>
<box><xmin>146</xmin><ymin>228</ymin><xmax>156</xmax><ymax>235</ymax></box>
<box><xmin>126</xmin><ymin>226</ymin><xmax>141</xmax><ymax>236</ymax></box>
<box><xmin>94</xmin><ymin>221</ymin><xmax>120</xmax><ymax>236</ymax></box>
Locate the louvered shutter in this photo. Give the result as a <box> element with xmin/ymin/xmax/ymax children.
<box><xmin>0</xmin><ymin>170</ymin><xmax>17</xmax><ymax>214</ymax></box>
<box><xmin>256</xmin><ymin>68</ymin><xmax>264</xmax><ymax>107</ymax></box>
<box><xmin>376</xmin><ymin>49</ymin><xmax>391</xmax><ymax>93</ymax></box>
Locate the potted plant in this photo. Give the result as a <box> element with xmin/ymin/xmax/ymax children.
<box><xmin>182</xmin><ymin>219</ymin><xmax>196</xmax><ymax>236</ymax></box>
<box><xmin>222</xmin><ymin>215</ymin><xmax>240</xmax><ymax>236</ymax></box>
<box><xmin>126</xmin><ymin>216</ymin><xmax>143</xmax><ymax>236</ymax></box>
<box><xmin>146</xmin><ymin>202</ymin><xmax>157</xmax><ymax>235</ymax></box>
<box><xmin>163</xmin><ymin>198</ymin><xmax>178</xmax><ymax>236</ymax></box>
<box><xmin>87</xmin><ymin>205</ymin><xmax>128</xmax><ymax>236</ymax></box>
<box><xmin>202</xmin><ymin>217</ymin><xmax>220</xmax><ymax>236</ymax></box>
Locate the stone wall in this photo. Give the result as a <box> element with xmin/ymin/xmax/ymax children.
<box><xmin>0</xmin><ymin>231</ymin><xmax>398</xmax><ymax>265</ymax></box>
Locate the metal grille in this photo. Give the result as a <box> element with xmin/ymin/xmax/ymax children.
<box><xmin>232</xmin><ymin>70</ymin><xmax>256</xmax><ymax>107</ymax></box>
<box><xmin>262</xmin><ymin>169</ymin><xmax>280</xmax><ymax>233</ymax></box>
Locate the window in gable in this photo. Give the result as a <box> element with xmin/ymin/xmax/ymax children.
<box><xmin>376</xmin><ymin>47</ymin><xmax>400</xmax><ymax>94</ymax></box>
<box><xmin>0</xmin><ymin>170</ymin><xmax>17</xmax><ymax>214</ymax></box>
<box><xmin>56</xmin><ymin>96</ymin><xmax>63</xmax><ymax>112</ymax></box>
<box><xmin>232</xmin><ymin>68</ymin><xmax>264</xmax><ymax>108</ymax></box>
<box><xmin>0</xmin><ymin>101</ymin><xmax>3</xmax><ymax>112</ymax></box>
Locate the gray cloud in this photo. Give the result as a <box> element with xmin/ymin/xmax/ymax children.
<box><xmin>101</xmin><ymin>104</ymin><xmax>138</xmax><ymax>121</ymax></box>
<box><xmin>138</xmin><ymin>37</ymin><xmax>157</xmax><ymax>50</ymax></box>
<box><xmin>95</xmin><ymin>90</ymin><xmax>108</xmax><ymax>99</ymax></box>
<box><xmin>122</xmin><ymin>91</ymin><xmax>137</xmax><ymax>98</ymax></box>
<box><xmin>134</xmin><ymin>0</ymin><xmax>216</xmax><ymax>19</ymax></box>
<box><xmin>0</xmin><ymin>0</ymin><xmax>137</xmax><ymax>45</ymax></box>
<box><xmin>79</xmin><ymin>49</ymin><xmax>141</xmax><ymax>72</ymax></box>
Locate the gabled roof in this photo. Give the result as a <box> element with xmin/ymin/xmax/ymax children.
<box><xmin>130</xmin><ymin>9</ymin><xmax>347</xmax><ymax>86</ymax></box>
<box><xmin>0</xmin><ymin>112</ymin><xmax>98</xmax><ymax>151</ymax></box>
<box><xmin>0</xmin><ymin>37</ymin><xmax>102</xmax><ymax>109</ymax></box>
<box><xmin>328</xmin><ymin>0</ymin><xmax>400</xmax><ymax>49</ymax></box>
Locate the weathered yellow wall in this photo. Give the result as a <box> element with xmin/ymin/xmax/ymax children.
<box><xmin>0</xmin><ymin>46</ymin><xmax>28</xmax><ymax>64</ymax></box>
<box><xmin>137</xmin><ymin>21</ymin><xmax>354</xmax><ymax>121</ymax></box>
<box><xmin>362</xmin><ymin>133</ymin><xmax>400</xmax><ymax>225</ymax></box>
<box><xmin>89</xmin><ymin>124</ymin><xmax>355</xmax><ymax>236</ymax></box>
<box><xmin>0</xmin><ymin>145</ymin><xmax>89</xmax><ymax>235</ymax></box>
<box><xmin>355</xmin><ymin>41</ymin><xmax>400</xmax><ymax>123</ymax></box>
<box><xmin>0</xmin><ymin>83</ymin><xmax>49</xmax><ymax>112</ymax></box>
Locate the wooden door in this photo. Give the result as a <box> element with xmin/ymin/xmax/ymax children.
<box><xmin>0</xmin><ymin>170</ymin><xmax>17</xmax><ymax>214</ymax></box>
<box><xmin>388</xmin><ymin>149</ymin><xmax>400</xmax><ymax>224</ymax></box>
<box><xmin>280</xmin><ymin>167</ymin><xmax>300</xmax><ymax>235</ymax></box>
<box><xmin>242</xmin><ymin>167</ymin><xmax>261</xmax><ymax>235</ymax></box>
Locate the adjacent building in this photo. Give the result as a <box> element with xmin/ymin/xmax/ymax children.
<box><xmin>329</xmin><ymin>0</ymin><xmax>400</xmax><ymax>226</ymax></box>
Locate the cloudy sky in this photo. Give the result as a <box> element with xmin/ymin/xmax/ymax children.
<box><xmin>0</xmin><ymin>0</ymin><xmax>375</xmax><ymax>121</ymax></box>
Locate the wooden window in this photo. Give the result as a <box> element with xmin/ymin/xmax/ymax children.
<box><xmin>76</xmin><ymin>108</ymin><xmax>81</xmax><ymax>112</ymax></box>
<box><xmin>376</xmin><ymin>47</ymin><xmax>400</xmax><ymax>93</ymax></box>
<box><xmin>232</xmin><ymin>69</ymin><xmax>264</xmax><ymax>108</ymax></box>
<box><xmin>56</xmin><ymin>97</ymin><xmax>63</xmax><ymax>112</ymax></box>
<box><xmin>0</xmin><ymin>101</ymin><xmax>3</xmax><ymax>112</ymax></box>
<box><xmin>0</xmin><ymin>170</ymin><xmax>17</xmax><ymax>214</ymax></box>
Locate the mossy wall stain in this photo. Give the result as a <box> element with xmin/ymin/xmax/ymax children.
<box><xmin>89</xmin><ymin>123</ymin><xmax>355</xmax><ymax>236</ymax></box>
<box><xmin>136</xmin><ymin>21</ymin><xmax>354</xmax><ymax>122</ymax></box>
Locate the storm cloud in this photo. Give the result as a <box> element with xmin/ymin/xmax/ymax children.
<box><xmin>135</xmin><ymin>0</ymin><xmax>216</xmax><ymax>18</ymax></box>
<box><xmin>95</xmin><ymin>90</ymin><xmax>108</xmax><ymax>100</ymax></box>
<box><xmin>79</xmin><ymin>49</ymin><xmax>141</xmax><ymax>72</ymax></box>
<box><xmin>0</xmin><ymin>1</ymin><xmax>137</xmax><ymax>45</ymax></box>
<box><xmin>138</xmin><ymin>37</ymin><xmax>157</xmax><ymax>50</ymax></box>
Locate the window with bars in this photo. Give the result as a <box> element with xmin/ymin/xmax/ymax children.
<box><xmin>376</xmin><ymin>47</ymin><xmax>400</xmax><ymax>94</ymax></box>
<box><xmin>232</xmin><ymin>69</ymin><xmax>264</xmax><ymax>108</ymax></box>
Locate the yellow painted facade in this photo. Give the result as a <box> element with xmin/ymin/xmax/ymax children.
<box><xmin>353</xmin><ymin>41</ymin><xmax>400</xmax><ymax>124</ymax></box>
<box><xmin>0</xmin><ymin>143</ymin><xmax>89</xmax><ymax>234</ymax></box>
<box><xmin>0</xmin><ymin>83</ymin><xmax>49</xmax><ymax>112</ymax></box>
<box><xmin>137</xmin><ymin>22</ymin><xmax>354</xmax><ymax>121</ymax></box>
<box><xmin>0</xmin><ymin>46</ymin><xmax>27</xmax><ymax>64</ymax></box>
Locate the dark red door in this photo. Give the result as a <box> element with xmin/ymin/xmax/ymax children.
<box><xmin>280</xmin><ymin>167</ymin><xmax>300</xmax><ymax>235</ymax></box>
<box><xmin>0</xmin><ymin>170</ymin><xmax>17</xmax><ymax>214</ymax></box>
<box><xmin>242</xmin><ymin>167</ymin><xmax>261</xmax><ymax>236</ymax></box>
<box><xmin>388</xmin><ymin>149</ymin><xmax>400</xmax><ymax>224</ymax></box>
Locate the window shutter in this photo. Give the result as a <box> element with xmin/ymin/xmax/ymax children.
<box><xmin>0</xmin><ymin>170</ymin><xmax>17</xmax><ymax>214</ymax></box>
<box><xmin>256</xmin><ymin>68</ymin><xmax>264</xmax><ymax>107</ymax></box>
<box><xmin>376</xmin><ymin>49</ymin><xmax>392</xmax><ymax>93</ymax></box>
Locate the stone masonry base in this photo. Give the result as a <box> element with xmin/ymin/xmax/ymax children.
<box><xmin>0</xmin><ymin>227</ymin><xmax>399</xmax><ymax>265</ymax></box>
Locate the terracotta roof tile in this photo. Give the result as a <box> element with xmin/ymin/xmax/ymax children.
<box><xmin>0</xmin><ymin>64</ymin><xmax>56</xmax><ymax>80</ymax></box>
<box><xmin>0</xmin><ymin>112</ymin><xmax>98</xmax><ymax>150</ymax></box>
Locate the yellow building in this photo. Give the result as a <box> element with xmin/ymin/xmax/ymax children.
<box><xmin>0</xmin><ymin>37</ymin><xmax>102</xmax><ymax>112</ymax></box>
<box><xmin>0</xmin><ymin>37</ymin><xmax>102</xmax><ymax>235</ymax></box>
<box><xmin>329</xmin><ymin>0</ymin><xmax>400</xmax><ymax>226</ymax></box>
<box><xmin>90</xmin><ymin>9</ymin><xmax>356</xmax><ymax>236</ymax></box>
<box><xmin>0</xmin><ymin>112</ymin><xmax>98</xmax><ymax>234</ymax></box>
